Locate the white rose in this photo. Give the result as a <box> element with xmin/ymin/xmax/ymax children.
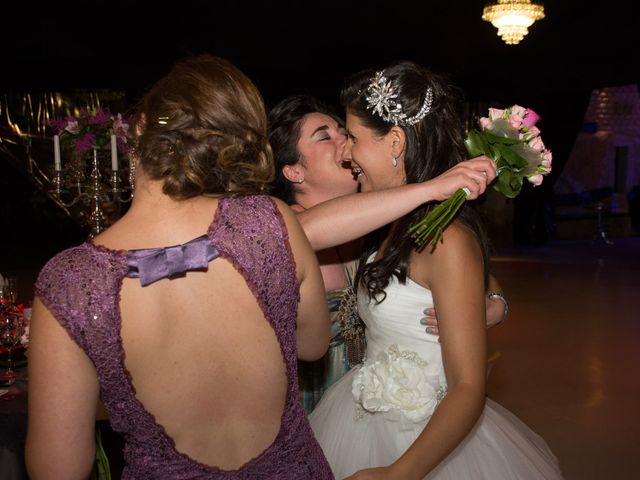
<box><xmin>352</xmin><ymin>345</ymin><xmax>445</xmax><ymax>423</ymax></box>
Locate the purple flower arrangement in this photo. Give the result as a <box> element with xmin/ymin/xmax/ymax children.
<box><xmin>48</xmin><ymin>107</ymin><xmax>133</xmax><ymax>156</ymax></box>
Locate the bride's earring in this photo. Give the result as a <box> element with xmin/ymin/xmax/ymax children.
<box><xmin>392</xmin><ymin>157</ymin><xmax>398</xmax><ymax>167</ymax></box>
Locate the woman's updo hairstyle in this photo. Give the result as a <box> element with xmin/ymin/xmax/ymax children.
<box><xmin>133</xmin><ymin>54</ymin><xmax>274</xmax><ymax>199</ymax></box>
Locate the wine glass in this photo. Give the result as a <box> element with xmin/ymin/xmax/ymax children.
<box><xmin>2</xmin><ymin>276</ymin><xmax>18</xmax><ymax>304</ymax></box>
<box><xmin>0</xmin><ymin>307</ymin><xmax>24</xmax><ymax>387</ymax></box>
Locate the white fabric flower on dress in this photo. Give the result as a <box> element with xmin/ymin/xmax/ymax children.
<box><xmin>352</xmin><ymin>344</ymin><xmax>445</xmax><ymax>423</ymax></box>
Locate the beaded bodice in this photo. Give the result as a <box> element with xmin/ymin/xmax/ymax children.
<box><xmin>35</xmin><ymin>195</ymin><xmax>333</xmax><ymax>479</ymax></box>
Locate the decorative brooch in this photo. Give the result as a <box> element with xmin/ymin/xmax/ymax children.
<box><xmin>364</xmin><ymin>70</ymin><xmax>433</xmax><ymax>127</ymax></box>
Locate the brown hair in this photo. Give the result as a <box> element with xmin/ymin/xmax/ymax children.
<box><xmin>134</xmin><ymin>54</ymin><xmax>274</xmax><ymax>199</ymax></box>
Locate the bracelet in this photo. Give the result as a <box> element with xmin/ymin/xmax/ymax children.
<box><xmin>487</xmin><ymin>292</ymin><xmax>509</xmax><ymax>324</ymax></box>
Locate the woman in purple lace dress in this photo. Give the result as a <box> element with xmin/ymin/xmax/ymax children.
<box><xmin>25</xmin><ymin>54</ymin><xmax>333</xmax><ymax>479</ymax></box>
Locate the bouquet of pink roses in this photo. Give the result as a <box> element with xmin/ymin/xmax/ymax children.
<box><xmin>408</xmin><ymin>104</ymin><xmax>552</xmax><ymax>250</ymax></box>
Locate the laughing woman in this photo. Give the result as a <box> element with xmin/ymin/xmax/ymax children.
<box><xmin>269</xmin><ymin>95</ymin><xmax>506</xmax><ymax>414</ymax></box>
<box><xmin>308</xmin><ymin>61</ymin><xmax>564</xmax><ymax>479</ymax></box>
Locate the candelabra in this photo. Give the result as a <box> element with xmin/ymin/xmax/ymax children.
<box><xmin>51</xmin><ymin>144</ymin><xmax>133</xmax><ymax>238</ymax></box>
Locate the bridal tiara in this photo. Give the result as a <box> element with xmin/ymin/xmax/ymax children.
<box><xmin>364</xmin><ymin>70</ymin><xmax>433</xmax><ymax>127</ymax></box>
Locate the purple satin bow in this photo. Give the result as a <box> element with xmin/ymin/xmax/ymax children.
<box><xmin>126</xmin><ymin>234</ymin><xmax>219</xmax><ymax>286</ymax></box>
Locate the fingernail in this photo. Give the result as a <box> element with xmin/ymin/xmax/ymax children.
<box><xmin>423</xmin><ymin>308</ymin><xmax>431</xmax><ymax>315</ymax></box>
<box><xmin>420</xmin><ymin>319</ymin><xmax>427</xmax><ymax>325</ymax></box>
<box><xmin>426</xmin><ymin>327</ymin><xmax>433</xmax><ymax>334</ymax></box>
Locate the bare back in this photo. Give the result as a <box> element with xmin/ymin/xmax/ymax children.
<box><xmin>95</xmin><ymin>196</ymin><xmax>300</xmax><ymax>469</ymax></box>
<box><xmin>120</xmin><ymin>260</ymin><xmax>286</xmax><ymax>468</ymax></box>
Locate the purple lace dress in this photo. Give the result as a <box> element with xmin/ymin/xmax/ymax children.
<box><xmin>35</xmin><ymin>195</ymin><xmax>333</xmax><ymax>479</ymax></box>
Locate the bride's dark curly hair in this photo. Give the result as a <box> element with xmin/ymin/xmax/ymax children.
<box><xmin>341</xmin><ymin>61</ymin><xmax>490</xmax><ymax>302</ymax></box>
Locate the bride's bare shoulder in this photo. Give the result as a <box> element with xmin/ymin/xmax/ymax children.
<box><xmin>410</xmin><ymin>221</ymin><xmax>483</xmax><ymax>285</ymax></box>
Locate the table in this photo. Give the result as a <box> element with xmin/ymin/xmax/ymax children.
<box><xmin>0</xmin><ymin>364</ymin><xmax>125</xmax><ymax>480</ymax></box>
<box><xmin>0</xmin><ymin>367</ymin><xmax>28</xmax><ymax>480</ymax></box>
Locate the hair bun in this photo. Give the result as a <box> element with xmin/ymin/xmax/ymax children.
<box><xmin>133</xmin><ymin>54</ymin><xmax>274</xmax><ymax>200</ymax></box>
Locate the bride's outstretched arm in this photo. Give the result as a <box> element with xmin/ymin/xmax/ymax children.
<box><xmin>297</xmin><ymin>156</ymin><xmax>496</xmax><ymax>251</ymax></box>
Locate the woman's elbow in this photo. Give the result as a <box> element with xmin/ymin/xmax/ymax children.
<box><xmin>298</xmin><ymin>339</ymin><xmax>330</xmax><ymax>362</ymax></box>
<box><xmin>26</xmin><ymin>443</ymin><xmax>95</xmax><ymax>480</ymax></box>
<box><xmin>297</xmin><ymin>329</ymin><xmax>330</xmax><ymax>361</ymax></box>
<box><xmin>466</xmin><ymin>383</ymin><xmax>487</xmax><ymax>417</ymax></box>
<box><xmin>449</xmin><ymin>380</ymin><xmax>486</xmax><ymax>417</ymax></box>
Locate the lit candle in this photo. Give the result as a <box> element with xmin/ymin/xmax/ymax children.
<box><xmin>54</xmin><ymin>135</ymin><xmax>62</xmax><ymax>171</ymax></box>
<box><xmin>111</xmin><ymin>134</ymin><xmax>118</xmax><ymax>170</ymax></box>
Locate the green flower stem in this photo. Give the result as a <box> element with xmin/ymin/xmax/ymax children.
<box><xmin>408</xmin><ymin>188</ymin><xmax>467</xmax><ymax>250</ymax></box>
<box><xmin>90</xmin><ymin>425</ymin><xmax>112</xmax><ymax>480</ymax></box>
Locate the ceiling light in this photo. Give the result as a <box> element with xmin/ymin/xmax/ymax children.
<box><xmin>482</xmin><ymin>0</ymin><xmax>545</xmax><ymax>45</ymax></box>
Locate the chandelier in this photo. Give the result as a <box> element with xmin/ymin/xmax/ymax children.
<box><xmin>482</xmin><ymin>0</ymin><xmax>545</xmax><ymax>45</ymax></box>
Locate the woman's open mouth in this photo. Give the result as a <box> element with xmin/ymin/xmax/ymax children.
<box><xmin>340</xmin><ymin>160</ymin><xmax>363</xmax><ymax>180</ymax></box>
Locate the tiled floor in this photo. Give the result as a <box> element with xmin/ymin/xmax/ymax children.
<box><xmin>487</xmin><ymin>236</ymin><xmax>640</xmax><ymax>480</ymax></box>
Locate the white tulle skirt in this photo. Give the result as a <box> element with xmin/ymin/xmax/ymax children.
<box><xmin>309</xmin><ymin>368</ymin><xmax>564</xmax><ymax>480</ymax></box>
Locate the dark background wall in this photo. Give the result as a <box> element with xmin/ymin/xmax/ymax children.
<box><xmin>1</xmin><ymin>0</ymin><xmax>638</xmax><ymax>292</ymax></box>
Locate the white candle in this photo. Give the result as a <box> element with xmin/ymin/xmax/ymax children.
<box><xmin>111</xmin><ymin>134</ymin><xmax>118</xmax><ymax>170</ymax></box>
<box><xmin>54</xmin><ymin>135</ymin><xmax>62</xmax><ymax>171</ymax></box>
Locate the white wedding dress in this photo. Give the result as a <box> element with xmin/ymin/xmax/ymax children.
<box><xmin>309</xmin><ymin>259</ymin><xmax>563</xmax><ymax>479</ymax></box>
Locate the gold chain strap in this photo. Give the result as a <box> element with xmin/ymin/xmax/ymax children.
<box><xmin>337</xmin><ymin>286</ymin><xmax>366</xmax><ymax>367</ymax></box>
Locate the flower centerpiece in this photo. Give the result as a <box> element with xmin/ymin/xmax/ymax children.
<box><xmin>408</xmin><ymin>104</ymin><xmax>552</xmax><ymax>249</ymax></box>
<box><xmin>47</xmin><ymin>107</ymin><xmax>136</xmax><ymax>237</ymax></box>
<box><xmin>48</xmin><ymin>107</ymin><xmax>133</xmax><ymax>162</ymax></box>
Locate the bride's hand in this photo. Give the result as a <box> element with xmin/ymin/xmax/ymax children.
<box><xmin>426</xmin><ymin>155</ymin><xmax>497</xmax><ymax>201</ymax></box>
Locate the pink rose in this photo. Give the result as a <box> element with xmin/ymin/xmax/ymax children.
<box><xmin>479</xmin><ymin>117</ymin><xmax>491</xmax><ymax>129</ymax></box>
<box><xmin>528</xmin><ymin>174</ymin><xmax>544</xmax><ymax>186</ymax></box>
<box><xmin>543</xmin><ymin>149</ymin><xmax>552</xmax><ymax>163</ymax></box>
<box><xmin>508</xmin><ymin>114</ymin><xmax>523</xmax><ymax>130</ymax></box>
<box><xmin>488</xmin><ymin>108</ymin><xmax>505</xmax><ymax>121</ymax></box>
<box><xmin>523</xmin><ymin>109</ymin><xmax>541</xmax><ymax>128</ymax></box>
<box><xmin>510</xmin><ymin>105</ymin><xmax>527</xmax><ymax>118</ymax></box>
<box><xmin>528</xmin><ymin>136</ymin><xmax>545</xmax><ymax>152</ymax></box>
<box><xmin>523</xmin><ymin>126</ymin><xmax>540</xmax><ymax>140</ymax></box>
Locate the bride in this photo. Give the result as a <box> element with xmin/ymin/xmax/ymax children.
<box><xmin>309</xmin><ymin>61</ymin><xmax>564</xmax><ymax>479</ymax></box>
